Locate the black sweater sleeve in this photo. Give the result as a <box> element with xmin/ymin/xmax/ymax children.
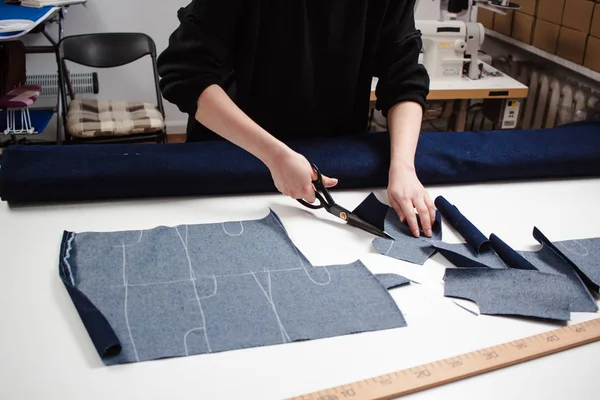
<box><xmin>156</xmin><ymin>0</ymin><xmax>241</xmax><ymax>115</ymax></box>
<box><xmin>373</xmin><ymin>0</ymin><xmax>430</xmax><ymax>117</ymax></box>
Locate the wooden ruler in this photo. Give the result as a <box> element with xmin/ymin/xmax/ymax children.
<box><xmin>287</xmin><ymin>318</ymin><xmax>600</xmax><ymax>400</ymax></box>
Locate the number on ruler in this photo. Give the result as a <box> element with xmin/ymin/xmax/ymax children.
<box><xmin>514</xmin><ymin>342</ymin><xmax>527</xmax><ymax>349</ymax></box>
<box><xmin>576</xmin><ymin>327</ymin><xmax>586</xmax><ymax>333</ymax></box>
<box><xmin>449</xmin><ymin>359</ymin><xmax>463</xmax><ymax>368</ymax></box>
<box><xmin>547</xmin><ymin>334</ymin><xmax>560</xmax><ymax>342</ymax></box>
<box><xmin>340</xmin><ymin>388</ymin><xmax>356</xmax><ymax>398</ymax></box>
<box><xmin>414</xmin><ymin>369</ymin><xmax>431</xmax><ymax>379</ymax></box>
<box><xmin>379</xmin><ymin>378</ymin><xmax>392</xmax><ymax>386</ymax></box>
<box><xmin>482</xmin><ymin>351</ymin><xmax>498</xmax><ymax>360</ymax></box>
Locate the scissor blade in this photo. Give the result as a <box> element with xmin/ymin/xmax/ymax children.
<box><xmin>345</xmin><ymin>211</ymin><xmax>394</xmax><ymax>240</ymax></box>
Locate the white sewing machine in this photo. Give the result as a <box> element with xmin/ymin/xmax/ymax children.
<box><xmin>415</xmin><ymin>0</ymin><xmax>518</xmax><ymax>80</ymax></box>
<box><xmin>416</xmin><ymin>20</ymin><xmax>485</xmax><ymax>80</ymax></box>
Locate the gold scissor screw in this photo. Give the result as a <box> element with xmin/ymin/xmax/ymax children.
<box><xmin>339</xmin><ymin>212</ymin><xmax>348</xmax><ymax>220</ymax></box>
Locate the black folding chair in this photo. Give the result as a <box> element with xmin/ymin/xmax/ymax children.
<box><xmin>57</xmin><ymin>33</ymin><xmax>168</xmax><ymax>144</ymax></box>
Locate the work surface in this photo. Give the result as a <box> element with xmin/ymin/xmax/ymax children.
<box><xmin>1</xmin><ymin>177</ymin><xmax>599</xmax><ymax>399</ymax></box>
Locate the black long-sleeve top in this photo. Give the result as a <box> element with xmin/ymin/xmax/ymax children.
<box><xmin>157</xmin><ymin>0</ymin><xmax>430</xmax><ymax>142</ymax></box>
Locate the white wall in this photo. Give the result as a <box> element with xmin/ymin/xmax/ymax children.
<box><xmin>24</xmin><ymin>0</ymin><xmax>191</xmax><ymax>133</ymax></box>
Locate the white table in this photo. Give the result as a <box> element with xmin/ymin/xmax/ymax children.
<box><xmin>1</xmin><ymin>177</ymin><xmax>599</xmax><ymax>399</ymax></box>
<box><xmin>371</xmin><ymin>62</ymin><xmax>528</xmax><ymax>131</ymax></box>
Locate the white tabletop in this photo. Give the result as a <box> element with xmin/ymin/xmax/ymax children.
<box><xmin>1</xmin><ymin>177</ymin><xmax>599</xmax><ymax>399</ymax></box>
<box><xmin>372</xmin><ymin>61</ymin><xmax>528</xmax><ymax>98</ymax></box>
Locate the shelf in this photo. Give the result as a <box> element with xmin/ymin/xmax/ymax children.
<box><xmin>484</xmin><ymin>29</ymin><xmax>600</xmax><ymax>82</ymax></box>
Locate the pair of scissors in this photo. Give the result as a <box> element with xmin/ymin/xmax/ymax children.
<box><xmin>296</xmin><ymin>163</ymin><xmax>394</xmax><ymax>240</ymax></box>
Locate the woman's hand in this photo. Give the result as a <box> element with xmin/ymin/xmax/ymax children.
<box><xmin>266</xmin><ymin>148</ymin><xmax>338</xmax><ymax>202</ymax></box>
<box><xmin>388</xmin><ymin>164</ymin><xmax>436</xmax><ymax>237</ymax></box>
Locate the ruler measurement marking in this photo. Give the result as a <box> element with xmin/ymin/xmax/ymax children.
<box><xmin>286</xmin><ymin>318</ymin><xmax>600</xmax><ymax>400</ymax></box>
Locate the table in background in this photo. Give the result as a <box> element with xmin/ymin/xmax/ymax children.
<box><xmin>371</xmin><ymin>62</ymin><xmax>529</xmax><ymax>132</ymax></box>
<box><xmin>0</xmin><ymin>1</ymin><xmax>85</xmax><ymax>145</ymax></box>
<box><xmin>0</xmin><ymin>176</ymin><xmax>598</xmax><ymax>399</ymax></box>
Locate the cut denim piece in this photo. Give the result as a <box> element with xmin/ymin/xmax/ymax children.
<box><xmin>518</xmin><ymin>244</ymin><xmax>598</xmax><ymax>313</ymax></box>
<box><xmin>59</xmin><ymin>210</ymin><xmax>408</xmax><ymax>365</ymax></box>
<box><xmin>352</xmin><ymin>193</ymin><xmax>442</xmax><ymax>265</ymax></box>
<box><xmin>374</xmin><ymin>273</ymin><xmax>411</xmax><ymax>290</ymax></box>
<box><xmin>3</xmin><ymin>120</ymin><xmax>600</xmax><ymax>204</ymax></box>
<box><xmin>443</xmin><ymin>268</ymin><xmax>571</xmax><ymax>321</ymax></box>
<box><xmin>434</xmin><ymin>196</ymin><xmax>490</xmax><ymax>253</ymax></box>
<box><xmin>490</xmin><ymin>234</ymin><xmax>538</xmax><ymax>270</ymax></box>
<box><xmin>533</xmin><ymin>227</ymin><xmax>600</xmax><ymax>294</ymax></box>
<box><xmin>432</xmin><ymin>241</ymin><xmax>508</xmax><ymax>269</ymax></box>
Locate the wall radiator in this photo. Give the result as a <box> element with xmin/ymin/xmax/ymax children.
<box><xmin>492</xmin><ymin>58</ymin><xmax>600</xmax><ymax>129</ymax></box>
<box><xmin>25</xmin><ymin>72</ymin><xmax>98</xmax><ymax>97</ymax></box>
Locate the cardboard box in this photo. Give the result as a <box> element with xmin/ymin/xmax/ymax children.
<box><xmin>537</xmin><ymin>0</ymin><xmax>566</xmax><ymax>24</ymax></box>
<box><xmin>532</xmin><ymin>19</ymin><xmax>560</xmax><ymax>53</ymax></box>
<box><xmin>584</xmin><ymin>35</ymin><xmax>600</xmax><ymax>71</ymax></box>
<box><xmin>512</xmin><ymin>12</ymin><xmax>536</xmax><ymax>43</ymax></box>
<box><xmin>592</xmin><ymin>3</ymin><xmax>600</xmax><ymax>37</ymax></box>
<box><xmin>557</xmin><ymin>27</ymin><xmax>588</xmax><ymax>63</ymax></box>
<box><xmin>477</xmin><ymin>7</ymin><xmax>495</xmax><ymax>30</ymax></box>
<box><xmin>562</xmin><ymin>0</ymin><xmax>595</xmax><ymax>33</ymax></box>
<box><xmin>493</xmin><ymin>10</ymin><xmax>514</xmax><ymax>36</ymax></box>
<box><xmin>518</xmin><ymin>0</ymin><xmax>539</xmax><ymax>15</ymax></box>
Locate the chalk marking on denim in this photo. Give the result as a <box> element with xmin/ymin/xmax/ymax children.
<box><xmin>384</xmin><ymin>240</ymin><xmax>394</xmax><ymax>256</ymax></box>
<box><xmin>222</xmin><ymin>221</ymin><xmax>244</xmax><ymax>236</ymax></box>
<box><xmin>122</xmin><ymin>243</ymin><xmax>140</xmax><ymax>362</ymax></box>
<box><xmin>200</xmin><ymin>275</ymin><xmax>218</xmax><ymax>299</ymax></box>
<box><xmin>557</xmin><ymin>240</ymin><xmax>589</xmax><ymax>257</ymax></box>
<box><xmin>183</xmin><ymin>327</ymin><xmax>207</xmax><ymax>356</ymax></box>
<box><xmin>62</xmin><ymin>233</ymin><xmax>76</xmax><ymax>285</ymax></box>
<box><xmin>251</xmin><ymin>270</ymin><xmax>291</xmax><ymax>343</ymax></box>
<box><xmin>176</xmin><ymin>226</ymin><xmax>212</xmax><ymax>353</ymax></box>
<box><xmin>269</xmin><ymin>212</ymin><xmax>331</xmax><ymax>286</ymax></box>
<box><xmin>110</xmin><ymin>269</ymin><xmax>304</xmax><ymax>288</ymax></box>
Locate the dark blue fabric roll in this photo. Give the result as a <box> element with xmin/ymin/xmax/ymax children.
<box><xmin>1</xmin><ymin>120</ymin><xmax>599</xmax><ymax>204</ymax></box>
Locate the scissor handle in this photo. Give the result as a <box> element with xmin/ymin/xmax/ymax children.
<box><xmin>297</xmin><ymin>191</ymin><xmax>327</xmax><ymax>209</ymax></box>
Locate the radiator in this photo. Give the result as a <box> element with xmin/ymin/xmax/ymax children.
<box><xmin>492</xmin><ymin>58</ymin><xmax>599</xmax><ymax>129</ymax></box>
<box><xmin>25</xmin><ymin>72</ymin><xmax>99</xmax><ymax>97</ymax></box>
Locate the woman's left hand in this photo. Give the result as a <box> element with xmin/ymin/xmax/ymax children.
<box><xmin>387</xmin><ymin>164</ymin><xmax>436</xmax><ymax>238</ymax></box>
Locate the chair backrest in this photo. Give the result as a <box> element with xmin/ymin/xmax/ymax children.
<box><xmin>0</xmin><ymin>41</ymin><xmax>27</xmax><ymax>97</ymax></box>
<box><xmin>58</xmin><ymin>32</ymin><xmax>157</xmax><ymax>68</ymax></box>
<box><xmin>56</xmin><ymin>32</ymin><xmax>165</xmax><ymax>138</ymax></box>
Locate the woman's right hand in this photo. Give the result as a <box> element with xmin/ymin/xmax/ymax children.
<box><xmin>266</xmin><ymin>148</ymin><xmax>338</xmax><ymax>203</ymax></box>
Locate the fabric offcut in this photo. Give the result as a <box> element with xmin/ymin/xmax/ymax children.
<box><xmin>2</xmin><ymin>120</ymin><xmax>600</xmax><ymax>204</ymax></box>
<box><xmin>352</xmin><ymin>192</ymin><xmax>442</xmax><ymax>265</ymax></box>
<box><xmin>432</xmin><ymin>241</ymin><xmax>508</xmax><ymax>269</ymax></box>
<box><xmin>443</xmin><ymin>268</ymin><xmax>571</xmax><ymax>321</ymax></box>
<box><xmin>434</xmin><ymin>196</ymin><xmax>490</xmax><ymax>253</ymax></box>
<box><xmin>532</xmin><ymin>227</ymin><xmax>600</xmax><ymax>294</ymax></box>
<box><xmin>374</xmin><ymin>273</ymin><xmax>412</xmax><ymax>290</ymax></box>
<box><xmin>59</xmin><ymin>209</ymin><xmax>408</xmax><ymax>365</ymax></box>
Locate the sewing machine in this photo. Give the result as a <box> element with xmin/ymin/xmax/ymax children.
<box><xmin>415</xmin><ymin>0</ymin><xmax>518</xmax><ymax>81</ymax></box>
<box><xmin>417</xmin><ymin>20</ymin><xmax>485</xmax><ymax>80</ymax></box>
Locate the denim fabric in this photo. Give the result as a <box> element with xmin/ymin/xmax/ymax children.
<box><xmin>490</xmin><ymin>234</ymin><xmax>538</xmax><ymax>270</ymax></box>
<box><xmin>518</xmin><ymin>244</ymin><xmax>598</xmax><ymax>313</ymax></box>
<box><xmin>434</xmin><ymin>196</ymin><xmax>490</xmax><ymax>253</ymax></box>
<box><xmin>533</xmin><ymin>228</ymin><xmax>600</xmax><ymax>294</ymax></box>
<box><xmin>444</xmin><ymin>268</ymin><xmax>571</xmax><ymax>321</ymax></box>
<box><xmin>2</xmin><ymin>120</ymin><xmax>600</xmax><ymax>204</ymax></box>
<box><xmin>432</xmin><ymin>242</ymin><xmax>508</xmax><ymax>269</ymax></box>
<box><xmin>59</xmin><ymin>210</ymin><xmax>407</xmax><ymax>365</ymax></box>
<box><xmin>351</xmin><ymin>192</ymin><xmax>442</xmax><ymax>265</ymax></box>
<box><xmin>433</xmin><ymin>234</ymin><xmax>598</xmax><ymax>312</ymax></box>
<box><xmin>374</xmin><ymin>273</ymin><xmax>411</xmax><ymax>289</ymax></box>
